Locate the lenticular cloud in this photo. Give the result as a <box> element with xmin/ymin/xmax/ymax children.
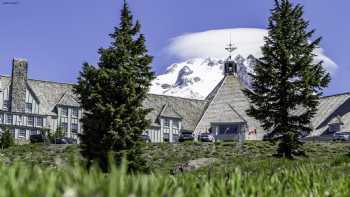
<box><xmin>166</xmin><ymin>28</ymin><xmax>337</xmax><ymax>74</ymax></box>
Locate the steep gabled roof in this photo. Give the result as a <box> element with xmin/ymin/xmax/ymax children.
<box><xmin>0</xmin><ymin>75</ymin><xmax>76</xmax><ymax>116</ymax></box>
<box><xmin>143</xmin><ymin>94</ymin><xmax>207</xmax><ymax>131</ymax></box>
<box><xmin>314</xmin><ymin>93</ymin><xmax>350</xmax><ymax>129</ymax></box>
<box><xmin>195</xmin><ymin>75</ymin><xmax>263</xmax><ymax>137</ymax></box>
<box><xmin>159</xmin><ymin>103</ymin><xmax>183</xmax><ymax>119</ymax></box>
<box><xmin>57</xmin><ymin>91</ymin><xmax>80</xmax><ymax>107</ymax></box>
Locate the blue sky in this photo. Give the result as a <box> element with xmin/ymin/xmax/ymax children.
<box><xmin>0</xmin><ymin>0</ymin><xmax>349</xmax><ymax>95</ymax></box>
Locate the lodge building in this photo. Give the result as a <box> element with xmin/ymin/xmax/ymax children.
<box><xmin>0</xmin><ymin>59</ymin><xmax>82</xmax><ymax>141</ymax></box>
<box><xmin>1</xmin><ymin>57</ymin><xmax>349</xmax><ymax>143</ymax></box>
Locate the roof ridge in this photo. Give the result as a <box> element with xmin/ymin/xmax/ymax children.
<box><xmin>316</xmin><ymin>95</ymin><xmax>350</xmax><ymax>130</ymax></box>
<box><xmin>321</xmin><ymin>92</ymin><xmax>350</xmax><ymax>99</ymax></box>
<box><xmin>159</xmin><ymin>103</ymin><xmax>183</xmax><ymax>119</ymax></box>
<box><xmin>0</xmin><ymin>75</ymin><xmax>75</xmax><ymax>86</ymax></box>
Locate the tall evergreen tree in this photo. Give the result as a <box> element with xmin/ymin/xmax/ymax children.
<box><xmin>74</xmin><ymin>1</ymin><xmax>155</xmax><ymax>172</ymax></box>
<box><xmin>244</xmin><ymin>0</ymin><xmax>330</xmax><ymax>158</ymax></box>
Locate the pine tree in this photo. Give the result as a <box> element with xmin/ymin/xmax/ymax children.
<box><xmin>74</xmin><ymin>1</ymin><xmax>155</xmax><ymax>172</ymax></box>
<box><xmin>244</xmin><ymin>0</ymin><xmax>330</xmax><ymax>158</ymax></box>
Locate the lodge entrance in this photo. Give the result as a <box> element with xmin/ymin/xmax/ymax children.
<box><xmin>211</xmin><ymin>122</ymin><xmax>245</xmax><ymax>141</ymax></box>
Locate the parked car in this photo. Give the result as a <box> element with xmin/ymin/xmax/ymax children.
<box><xmin>333</xmin><ymin>132</ymin><xmax>350</xmax><ymax>141</ymax></box>
<box><xmin>54</xmin><ymin>137</ymin><xmax>77</xmax><ymax>144</ymax></box>
<box><xmin>30</xmin><ymin>134</ymin><xmax>50</xmax><ymax>144</ymax></box>
<box><xmin>199</xmin><ymin>133</ymin><xmax>215</xmax><ymax>142</ymax></box>
<box><xmin>178</xmin><ymin>131</ymin><xmax>194</xmax><ymax>142</ymax></box>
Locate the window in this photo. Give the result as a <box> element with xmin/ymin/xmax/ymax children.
<box><xmin>61</xmin><ymin>107</ymin><xmax>68</xmax><ymax>117</ymax></box>
<box><xmin>72</xmin><ymin>108</ymin><xmax>79</xmax><ymax>117</ymax></box>
<box><xmin>60</xmin><ymin>122</ymin><xmax>68</xmax><ymax>133</ymax></box>
<box><xmin>164</xmin><ymin>119</ymin><xmax>170</xmax><ymax>127</ymax></box>
<box><xmin>71</xmin><ymin>118</ymin><xmax>78</xmax><ymax>133</ymax></box>
<box><xmin>37</xmin><ymin>117</ymin><xmax>43</xmax><ymax>127</ymax></box>
<box><xmin>173</xmin><ymin>120</ymin><xmax>180</xmax><ymax>129</ymax></box>
<box><xmin>3</xmin><ymin>100</ymin><xmax>9</xmax><ymax>110</ymax></box>
<box><xmin>6</xmin><ymin>114</ymin><xmax>12</xmax><ymax>124</ymax></box>
<box><xmin>172</xmin><ymin>120</ymin><xmax>180</xmax><ymax>135</ymax></box>
<box><xmin>27</xmin><ymin>116</ymin><xmax>34</xmax><ymax>126</ymax></box>
<box><xmin>16</xmin><ymin>115</ymin><xmax>23</xmax><ymax>125</ymax></box>
<box><xmin>25</xmin><ymin>103</ymin><xmax>33</xmax><ymax>113</ymax></box>
<box><xmin>163</xmin><ymin>133</ymin><xmax>169</xmax><ymax>142</ymax></box>
<box><xmin>18</xmin><ymin>129</ymin><xmax>26</xmax><ymax>138</ymax></box>
<box><xmin>329</xmin><ymin>123</ymin><xmax>341</xmax><ymax>133</ymax></box>
<box><xmin>71</xmin><ymin>123</ymin><xmax>78</xmax><ymax>133</ymax></box>
<box><xmin>30</xmin><ymin>130</ymin><xmax>38</xmax><ymax>135</ymax></box>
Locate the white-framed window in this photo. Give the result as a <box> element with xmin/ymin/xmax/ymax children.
<box><xmin>72</xmin><ymin>108</ymin><xmax>79</xmax><ymax>117</ymax></box>
<box><xmin>6</xmin><ymin>114</ymin><xmax>12</xmax><ymax>124</ymax></box>
<box><xmin>18</xmin><ymin>129</ymin><xmax>26</xmax><ymax>138</ymax></box>
<box><xmin>27</xmin><ymin>116</ymin><xmax>34</xmax><ymax>126</ymax></box>
<box><xmin>172</xmin><ymin>120</ymin><xmax>180</xmax><ymax>135</ymax></box>
<box><xmin>164</xmin><ymin>119</ymin><xmax>170</xmax><ymax>127</ymax></box>
<box><xmin>71</xmin><ymin>123</ymin><xmax>78</xmax><ymax>133</ymax></box>
<box><xmin>37</xmin><ymin>117</ymin><xmax>43</xmax><ymax>127</ymax></box>
<box><xmin>25</xmin><ymin>103</ymin><xmax>33</xmax><ymax>113</ymax></box>
<box><xmin>173</xmin><ymin>120</ymin><xmax>180</xmax><ymax>129</ymax></box>
<box><xmin>60</xmin><ymin>122</ymin><xmax>68</xmax><ymax>133</ymax></box>
<box><xmin>17</xmin><ymin>115</ymin><xmax>23</xmax><ymax>125</ymax></box>
<box><xmin>61</xmin><ymin>107</ymin><xmax>68</xmax><ymax>117</ymax></box>
<box><xmin>71</xmin><ymin>118</ymin><xmax>78</xmax><ymax>133</ymax></box>
<box><xmin>3</xmin><ymin>100</ymin><xmax>9</xmax><ymax>111</ymax></box>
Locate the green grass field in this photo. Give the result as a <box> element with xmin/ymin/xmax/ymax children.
<box><xmin>0</xmin><ymin>141</ymin><xmax>349</xmax><ymax>196</ymax></box>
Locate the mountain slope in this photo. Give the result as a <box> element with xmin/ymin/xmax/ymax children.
<box><xmin>150</xmin><ymin>55</ymin><xmax>255</xmax><ymax>100</ymax></box>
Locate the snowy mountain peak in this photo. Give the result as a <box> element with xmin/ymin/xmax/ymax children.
<box><xmin>150</xmin><ymin>55</ymin><xmax>255</xmax><ymax>100</ymax></box>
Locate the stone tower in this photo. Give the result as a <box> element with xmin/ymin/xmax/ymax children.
<box><xmin>10</xmin><ymin>58</ymin><xmax>28</xmax><ymax>113</ymax></box>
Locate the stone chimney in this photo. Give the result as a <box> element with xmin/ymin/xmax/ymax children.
<box><xmin>10</xmin><ymin>58</ymin><xmax>28</xmax><ymax>113</ymax></box>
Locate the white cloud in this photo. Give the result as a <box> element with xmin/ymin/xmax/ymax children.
<box><xmin>166</xmin><ymin>28</ymin><xmax>338</xmax><ymax>74</ymax></box>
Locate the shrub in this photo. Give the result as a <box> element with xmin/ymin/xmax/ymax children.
<box><xmin>0</xmin><ymin>127</ymin><xmax>14</xmax><ymax>149</ymax></box>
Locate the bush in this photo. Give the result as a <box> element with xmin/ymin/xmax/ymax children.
<box><xmin>0</xmin><ymin>128</ymin><xmax>14</xmax><ymax>149</ymax></box>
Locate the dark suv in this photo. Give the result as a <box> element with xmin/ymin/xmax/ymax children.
<box><xmin>178</xmin><ymin>131</ymin><xmax>194</xmax><ymax>142</ymax></box>
<box><xmin>54</xmin><ymin>137</ymin><xmax>77</xmax><ymax>144</ymax></box>
<box><xmin>30</xmin><ymin>134</ymin><xmax>50</xmax><ymax>144</ymax></box>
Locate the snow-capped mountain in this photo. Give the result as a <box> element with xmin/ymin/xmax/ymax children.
<box><xmin>151</xmin><ymin>28</ymin><xmax>337</xmax><ymax>100</ymax></box>
<box><xmin>150</xmin><ymin>55</ymin><xmax>256</xmax><ymax>100</ymax></box>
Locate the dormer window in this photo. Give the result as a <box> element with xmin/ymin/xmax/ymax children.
<box><xmin>72</xmin><ymin>108</ymin><xmax>79</xmax><ymax>117</ymax></box>
<box><xmin>173</xmin><ymin>120</ymin><xmax>179</xmax><ymax>129</ymax></box>
<box><xmin>25</xmin><ymin>102</ymin><xmax>32</xmax><ymax>113</ymax></box>
<box><xmin>164</xmin><ymin>119</ymin><xmax>170</xmax><ymax>127</ymax></box>
<box><xmin>61</xmin><ymin>107</ymin><xmax>68</xmax><ymax>117</ymax></box>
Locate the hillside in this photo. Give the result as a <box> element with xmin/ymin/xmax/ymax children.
<box><xmin>0</xmin><ymin>142</ymin><xmax>349</xmax><ymax>196</ymax></box>
<box><xmin>1</xmin><ymin>142</ymin><xmax>349</xmax><ymax>174</ymax></box>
